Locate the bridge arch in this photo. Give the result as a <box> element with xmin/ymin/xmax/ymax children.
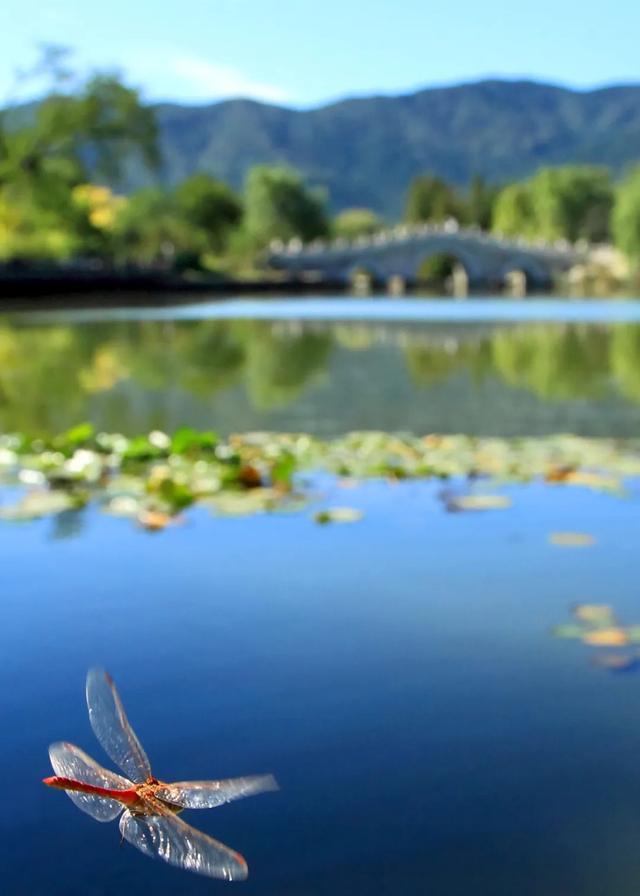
<box><xmin>412</xmin><ymin>247</ymin><xmax>479</xmax><ymax>295</ymax></box>
<box><xmin>346</xmin><ymin>262</ymin><xmax>383</xmax><ymax>291</ymax></box>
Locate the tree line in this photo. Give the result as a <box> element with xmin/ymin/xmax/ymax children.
<box><xmin>2</xmin><ymin>53</ymin><xmax>640</xmax><ymax>274</ymax></box>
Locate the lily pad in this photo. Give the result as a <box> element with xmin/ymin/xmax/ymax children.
<box><xmin>549</xmin><ymin>532</ymin><xmax>596</xmax><ymax>547</ymax></box>
<box><xmin>0</xmin><ymin>489</ymin><xmax>76</xmax><ymax>521</ymax></box>
<box><xmin>448</xmin><ymin>494</ymin><xmax>512</xmax><ymax>512</ymax></box>
<box><xmin>573</xmin><ymin>604</ymin><xmax>616</xmax><ymax>626</ymax></box>
<box><xmin>313</xmin><ymin>507</ymin><xmax>364</xmax><ymax>524</ymax></box>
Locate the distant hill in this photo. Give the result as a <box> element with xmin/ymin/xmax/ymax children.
<box><xmin>149</xmin><ymin>80</ymin><xmax>640</xmax><ymax>217</ymax></box>
<box><xmin>8</xmin><ymin>80</ymin><xmax>640</xmax><ymax>217</ymax></box>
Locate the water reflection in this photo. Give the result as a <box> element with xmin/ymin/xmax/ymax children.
<box><xmin>2</xmin><ymin>317</ymin><xmax>640</xmax><ymax>435</ymax></box>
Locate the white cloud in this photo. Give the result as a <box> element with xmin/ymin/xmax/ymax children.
<box><xmin>167</xmin><ymin>55</ymin><xmax>291</xmax><ymax>103</ymax></box>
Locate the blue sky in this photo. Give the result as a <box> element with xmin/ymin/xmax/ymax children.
<box><xmin>1</xmin><ymin>0</ymin><xmax>638</xmax><ymax>107</ymax></box>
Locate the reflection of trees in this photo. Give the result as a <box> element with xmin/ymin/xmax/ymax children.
<box><xmin>406</xmin><ymin>339</ymin><xmax>491</xmax><ymax>386</ymax></box>
<box><xmin>2</xmin><ymin>318</ymin><xmax>640</xmax><ymax>435</ymax></box>
<box><xmin>404</xmin><ymin>323</ymin><xmax>640</xmax><ymax>404</ymax></box>
<box><xmin>0</xmin><ymin>324</ymin><xmax>103</xmax><ymax>432</ymax></box>
<box><xmin>490</xmin><ymin>325</ymin><xmax>609</xmax><ymax>400</ymax></box>
<box><xmin>0</xmin><ymin>317</ymin><xmax>334</xmax><ymax>431</ymax></box>
<box><xmin>610</xmin><ymin>325</ymin><xmax>640</xmax><ymax>402</ymax></box>
<box><xmin>240</xmin><ymin>322</ymin><xmax>332</xmax><ymax>410</ymax></box>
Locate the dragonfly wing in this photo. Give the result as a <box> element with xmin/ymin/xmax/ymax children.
<box><xmin>156</xmin><ymin>774</ymin><xmax>278</xmax><ymax>809</ymax></box>
<box><xmin>86</xmin><ymin>668</ymin><xmax>151</xmax><ymax>783</ymax></box>
<box><xmin>49</xmin><ymin>741</ymin><xmax>130</xmax><ymax>822</ymax></box>
<box><xmin>119</xmin><ymin>808</ymin><xmax>249</xmax><ymax>880</ymax></box>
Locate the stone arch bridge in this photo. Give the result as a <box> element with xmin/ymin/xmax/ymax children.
<box><xmin>266</xmin><ymin>223</ymin><xmax>587</xmax><ymax>289</ymax></box>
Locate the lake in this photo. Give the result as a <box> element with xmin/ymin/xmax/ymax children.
<box><xmin>2</xmin><ymin>296</ymin><xmax>640</xmax><ymax>895</ymax></box>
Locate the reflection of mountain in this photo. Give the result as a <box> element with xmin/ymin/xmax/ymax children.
<box><xmin>1</xmin><ymin>318</ymin><xmax>640</xmax><ymax>436</ymax></box>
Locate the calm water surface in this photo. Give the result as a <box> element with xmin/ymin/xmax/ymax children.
<box><xmin>2</xmin><ymin>296</ymin><xmax>640</xmax><ymax>895</ymax></box>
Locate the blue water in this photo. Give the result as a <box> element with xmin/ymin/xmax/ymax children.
<box><xmin>15</xmin><ymin>296</ymin><xmax>640</xmax><ymax>325</ymax></box>
<box><xmin>2</xmin><ymin>297</ymin><xmax>640</xmax><ymax>894</ymax></box>
<box><xmin>3</xmin><ymin>475</ymin><xmax>640</xmax><ymax>895</ymax></box>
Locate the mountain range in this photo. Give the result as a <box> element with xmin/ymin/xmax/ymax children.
<box><xmin>15</xmin><ymin>79</ymin><xmax>640</xmax><ymax>218</ymax></box>
<box><xmin>148</xmin><ymin>80</ymin><xmax>640</xmax><ymax>217</ymax></box>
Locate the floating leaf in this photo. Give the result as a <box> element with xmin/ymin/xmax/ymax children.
<box><xmin>270</xmin><ymin>452</ymin><xmax>295</xmax><ymax>489</ymax></box>
<box><xmin>313</xmin><ymin>507</ymin><xmax>363</xmax><ymax>524</ymax></box>
<box><xmin>573</xmin><ymin>604</ymin><xmax>616</xmax><ymax>626</ymax></box>
<box><xmin>449</xmin><ymin>494</ymin><xmax>512</xmax><ymax>511</ymax></box>
<box><xmin>563</xmin><ymin>471</ymin><xmax>621</xmax><ymax>492</ymax></box>
<box><xmin>549</xmin><ymin>532</ymin><xmax>596</xmax><ymax>547</ymax></box>
<box><xmin>137</xmin><ymin>509</ymin><xmax>174</xmax><ymax>531</ymax></box>
<box><xmin>104</xmin><ymin>496</ymin><xmax>140</xmax><ymax>518</ymax></box>
<box><xmin>583</xmin><ymin>628</ymin><xmax>629</xmax><ymax>647</ymax></box>
<box><xmin>551</xmin><ymin>624</ymin><xmax>585</xmax><ymax>639</ymax></box>
<box><xmin>171</xmin><ymin>427</ymin><xmax>218</xmax><ymax>455</ymax></box>
<box><xmin>205</xmin><ymin>488</ymin><xmax>279</xmax><ymax>517</ymax></box>
<box><xmin>238</xmin><ymin>464</ymin><xmax>262</xmax><ymax>489</ymax></box>
<box><xmin>0</xmin><ymin>489</ymin><xmax>75</xmax><ymax>521</ymax></box>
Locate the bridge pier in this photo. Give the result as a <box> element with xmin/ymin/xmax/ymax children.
<box><xmin>451</xmin><ymin>264</ymin><xmax>469</xmax><ymax>297</ymax></box>
<box><xmin>387</xmin><ymin>274</ymin><xmax>406</xmax><ymax>296</ymax></box>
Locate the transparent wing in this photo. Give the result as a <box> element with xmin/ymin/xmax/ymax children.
<box><xmin>86</xmin><ymin>667</ymin><xmax>152</xmax><ymax>783</ymax></box>
<box><xmin>49</xmin><ymin>741</ymin><xmax>130</xmax><ymax>822</ymax></box>
<box><xmin>156</xmin><ymin>774</ymin><xmax>278</xmax><ymax>809</ymax></box>
<box><xmin>119</xmin><ymin>807</ymin><xmax>249</xmax><ymax>880</ymax></box>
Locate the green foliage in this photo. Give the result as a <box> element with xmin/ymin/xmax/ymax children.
<box><xmin>493</xmin><ymin>166</ymin><xmax>613</xmax><ymax>243</ymax></box>
<box><xmin>465</xmin><ymin>175</ymin><xmax>499</xmax><ymax>230</ymax></box>
<box><xmin>171</xmin><ymin>427</ymin><xmax>219</xmax><ymax>455</ymax></box>
<box><xmin>174</xmin><ymin>174</ymin><xmax>242</xmax><ymax>254</ymax></box>
<box><xmin>529</xmin><ymin>166</ymin><xmax>613</xmax><ymax>242</ymax></box>
<box><xmin>243</xmin><ymin>165</ymin><xmax>329</xmax><ymax>248</ymax></box>
<box><xmin>612</xmin><ymin>166</ymin><xmax>640</xmax><ymax>263</ymax></box>
<box><xmin>405</xmin><ymin>174</ymin><xmax>462</xmax><ymax>224</ymax></box>
<box><xmin>0</xmin><ymin>48</ymin><xmax>157</xmax><ymax>262</ymax></box>
<box><xmin>333</xmin><ymin>207</ymin><xmax>382</xmax><ymax>240</ymax></box>
<box><xmin>492</xmin><ymin>183</ymin><xmax>536</xmax><ymax>237</ymax></box>
<box><xmin>2</xmin><ymin>428</ymin><xmax>638</xmax><ymax>529</ymax></box>
<box><xmin>111</xmin><ymin>188</ymin><xmax>190</xmax><ymax>267</ymax></box>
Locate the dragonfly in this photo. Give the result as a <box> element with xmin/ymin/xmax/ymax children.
<box><xmin>43</xmin><ymin>668</ymin><xmax>278</xmax><ymax>881</ymax></box>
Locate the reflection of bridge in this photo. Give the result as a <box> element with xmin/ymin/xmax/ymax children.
<box><xmin>266</xmin><ymin>223</ymin><xmax>587</xmax><ymax>290</ymax></box>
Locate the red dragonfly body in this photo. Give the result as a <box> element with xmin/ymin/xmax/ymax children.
<box><xmin>43</xmin><ymin>668</ymin><xmax>277</xmax><ymax>880</ymax></box>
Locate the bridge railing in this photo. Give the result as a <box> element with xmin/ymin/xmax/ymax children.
<box><xmin>268</xmin><ymin>221</ymin><xmax>589</xmax><ymax>260</ymax></box>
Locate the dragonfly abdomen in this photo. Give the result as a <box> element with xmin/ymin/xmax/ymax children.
<box><xmin>43</xmin><ymin>776</ymin><xmax>140</xmax><ymax>807</ymax></box>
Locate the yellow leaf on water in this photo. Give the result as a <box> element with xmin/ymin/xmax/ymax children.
<box><xmin>137</xmin><ymin>509</ymin><xmax>173</xmax><ymax>531</ymax></box>
<box><xmin>549</xmin><ymin>532</ymin><xmax>596</xmax><ymax>547</ymax></box>
<box><xmin>583</xmin><ymin>628</ymin><xmax>629</xmax><ymax>647</ymax></box>
<box><xmin>564</xmin><ymin>471</ymin><xmax>620</xmax><ymax>491</ymax></box>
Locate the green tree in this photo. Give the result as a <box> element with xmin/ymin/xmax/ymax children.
<box><xmin>612</xmin><ymin>166</ymin><xmax>640</xmax><ymax>263</ymax></box>
<box><xmin>0</xmin><ymin>47</ymin><xmax>158</xmax><ymax>261</ymax></box>
<box><xmin>492</xmin><ymin>183</ymin><xmax>535</xmax><ymax>237</ymax></box>
<box><xmin>243</xmin><ymin>165</ymin><xmax>329</xmax><ymax>248</ymax></box>
<box><xmin>174</xmin><ymin>174</ymin><xmax>242</xmax><ymax>255</ymax></box>
<box><xmin>465</xmin><ymin>174</ymin><xmax>498</xmax><ymax>230</ymax></box>
<box><xmin>333</xmin><ymin>207</ymin><xmax>381</xmax><ymax>240</ymax></box>
<box><xmin>529</xmin><ymin>166</ymin><xmax>613</xmax><ymax>243</ymax></box>
<box><xmin>405</xmin><ymin>174</ymin><xmax>462</xmax><ymax>224</ymax></box>
<box><xmin>493</xmin><ymin>166</ymin><xmax>613</xmax><ymax>243</ymax></box>
<box><xmin>112</xmin><ymin>189</ymin><xmax>191</xmax><ymax>267</ymax></box>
